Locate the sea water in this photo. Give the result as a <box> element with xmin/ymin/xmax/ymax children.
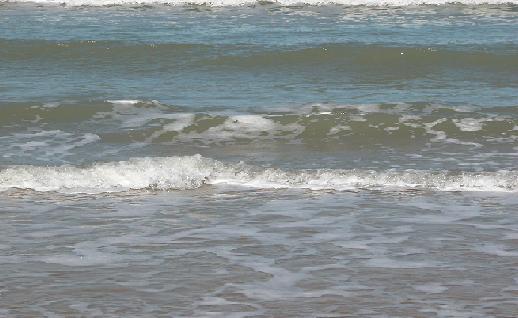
<box><xmin>1</xmin><ymin>1</ymin><xmax>518</xmax><ymax>316</ymax></box>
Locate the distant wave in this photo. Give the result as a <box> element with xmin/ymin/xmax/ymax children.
<box><xmin>3</xmin><ymin>0</ymin><xmax>518</xmax><ymax>6</ymax></box>
<box><xmin>1</xmin><ymin>155</ymin><xmax>517</xmax><ymax>193</ymax></box>
<box><xmin>3</xmin><ymin>40</ymin><xmax>516</xmax><ymax>75</ymax></box>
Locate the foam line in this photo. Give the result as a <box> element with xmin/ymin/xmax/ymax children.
<box><xmin>0</xmin><ymin>155</ymin><xmax>516</xmax><ymax>193</ymax></box>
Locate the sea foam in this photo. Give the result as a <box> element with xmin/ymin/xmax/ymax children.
<box><xmin>4</xmin><ymin>0</ymin><xmax>517</xmax><ymax>6</ymax></box>
<box><xmin>0</xmin><ymin>155</ymin><xmax>516</xmax><ymax>193</ymax></box>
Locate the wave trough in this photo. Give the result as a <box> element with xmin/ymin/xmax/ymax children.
<box><xmin>1</xmin><ymin>155</ymin><xmax>516</xmax><ymax>193</ymax></box>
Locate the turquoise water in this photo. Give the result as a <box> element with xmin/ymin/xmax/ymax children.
<box><xmin>2</xmin><ymin>4</ymin><xmax>518</xmax><ymax>107</ymax></box>
<box><xmin>1</xmin><ymin>2</ymin><xmax>518</xmax><ymax>317</ymax></box>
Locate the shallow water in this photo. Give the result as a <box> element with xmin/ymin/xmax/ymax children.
<box><xmin>2</xmin><ymin>189</ymin><xmax>518</xmax><ymax>317</ymax></box>
<box><xmin>1</xmin><ymin>1</ymin><xmax>518</xmax><ymax>317</ymax></box>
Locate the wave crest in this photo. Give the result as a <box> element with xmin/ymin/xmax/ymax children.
<box><xmin>1</xmin><ymin>155</ymin><xmax>516</xmax><ymax>193</ymax></box>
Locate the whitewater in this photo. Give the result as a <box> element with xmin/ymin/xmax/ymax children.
<box><xmin>1</xmin><ymin>155</ymin><xmax>517</xmax><ymax>193</ymax></box>
<box><xmin>1</xmin><ymin>2</ymin><xmax>518</xmax><ymax>317</ymax></box>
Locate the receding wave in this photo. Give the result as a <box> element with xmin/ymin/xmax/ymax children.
<box><xmin>0</xmin><ymin>155</ymin><xmax>516</xmax><ymax>193</ymax></box>
<box><xmin>3</xmin><ymin>0</ymin><xmax>518</xmax><ymax>6</ymax></box>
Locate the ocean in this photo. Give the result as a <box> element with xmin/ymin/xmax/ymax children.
<box><xmin>1</xmin><ymin>0</ymin><xmax>518</xmax><ymax>317</ymax></box>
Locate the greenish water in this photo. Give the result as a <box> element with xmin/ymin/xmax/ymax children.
<box><xmin>1</xmin><ymin>2</ymin><xmax>518</xmax><ymax>317</ymax></box>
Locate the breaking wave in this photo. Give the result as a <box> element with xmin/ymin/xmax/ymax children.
<box><xmin>1</xmin><ymin>155</ymin><xmax>516</xmax><ymax>193</ymax></box>
<box><xmin>3</xmin><ymin>100</ymin><xmax>518</xmax><ymax>150</ymax></box>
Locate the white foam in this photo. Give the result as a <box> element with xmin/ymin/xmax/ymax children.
<box><xmin>147</xmin><ymin>113</ymin><xmax>196</xmax><ymax>141</ymax></box>
<box><xmin>0</xmin><ymin>130</ymin><xmax>100</xmax><ymax>161</ymax></box>
<box><xmin>5</xmin><ymin>0</ymin><xmax>517</xmax><ymax>6</ymax></box>
<box><xmin>414</xmin><ymin>282</ymin><xmax>448</xmax><ymax>293</ymax></box>
<box><xmin>474</xmin><ymin>243</ymin><xmax>518</xmax><ymax>257</ymax></box>
<box><xmin>0</xmin><ymin>155</ymin><xmax>517</xmax><ymax>194</ymax></box>
<box><xmin>174</xmin><ymin>115</ymin><xmax>304</xmax><ymax>144</ymax></box>
<box><xmin>106</xmin><ymin>99</ymin><xmax>141</xmax><ymax>105</ymax></box>
<box><xmin>453</xmin><ymin>118</ymin><xmax>485</xmax><ymax>132</ymax></box>
<box><xmin>328</xmin><ymin>124</ymin><xmax>351</xmax><ymax>135</ymax></box>
<box><xmin>0</xmin><ymin>155</ymin><xmax>213</xmax><ymax>193</ymax></box>
<box><xmin>104</xmin><ymin>101</ymin><xmax>279</xmax><ymax>143</ymax></box>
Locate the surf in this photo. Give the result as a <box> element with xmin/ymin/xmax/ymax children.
<box><xmin>1</xmin><ymin>154</ymin><xmax>517</xmax><ymax>193</ymax></box>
